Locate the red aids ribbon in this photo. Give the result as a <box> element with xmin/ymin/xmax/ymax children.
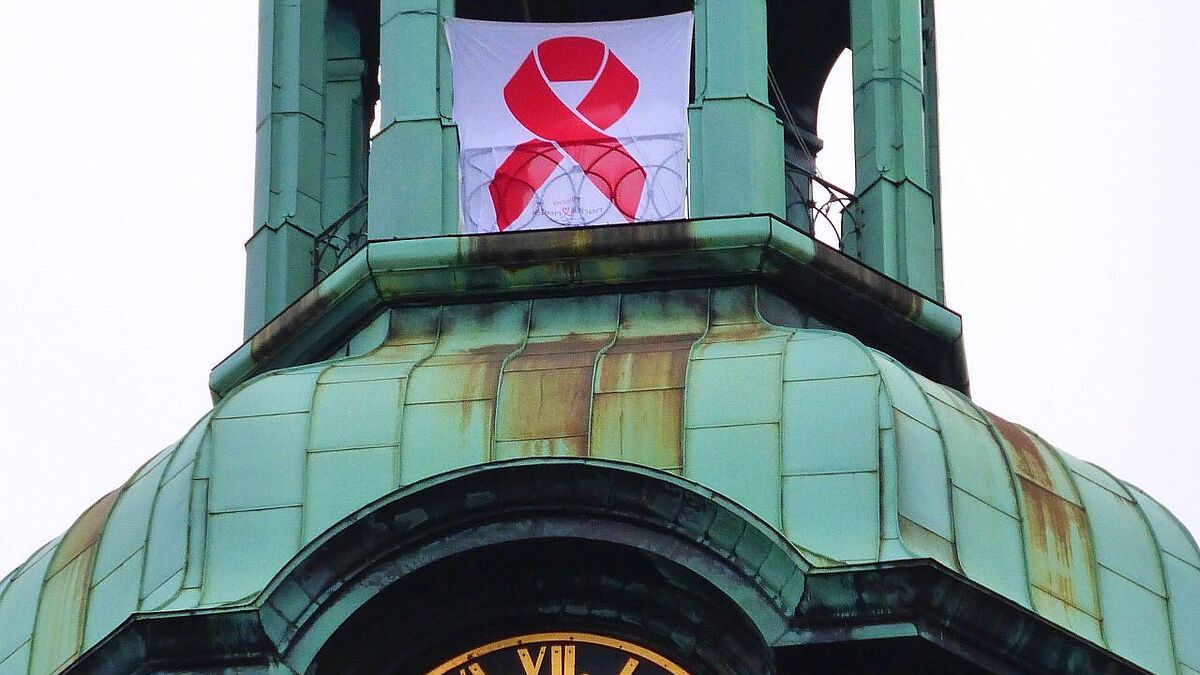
<box><xmin>491</xmin><ymin>36</ymin><xmax>646</xmax><ymax>231</ymax></box>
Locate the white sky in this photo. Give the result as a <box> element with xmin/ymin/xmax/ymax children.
<box><xmin>0</xmin><ymin>1</ymin><xmax>1197</xmax><ymax>576</ymax></box>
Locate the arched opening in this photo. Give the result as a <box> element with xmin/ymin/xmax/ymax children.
<box><xmin>260</xmin><ymin>460</ymin><xmax>807</xmax><ymax>675</ymax></box>
<box><xmin>766</xmin><ymin>0</ymin><xmax>852</xmax><ymax>244</ymax></box>
<box><xmin>814</xmin><ymin>48</ymin><xmax>855</xmax><ymax>249</ymax></box>
<box><xmin>308</xmin><ymin>538</ymin><xmax>773</xmax><ymax>674</ymax></box>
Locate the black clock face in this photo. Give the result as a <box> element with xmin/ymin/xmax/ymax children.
<box><xmin>427</xmin><ymin>632</ymin><xmax>692</xmax><ymax>675</ymax></box>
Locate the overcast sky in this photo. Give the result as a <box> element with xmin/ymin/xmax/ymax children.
<box><xmin>1</xmin><ymin>1</ymin><xmax>1197</xmax><ymax>576</ymax></box>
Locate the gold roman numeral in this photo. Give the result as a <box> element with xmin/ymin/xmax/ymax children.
<box><xmin>458</xmin><ymin>664</ymin><xmax>486</xmax><ymax>675</ymax></box>
<box><xmin>617</xmin><ymin>658</ymin><xmax>639</xmax><ymax>675</ymax></box>
<box><xmin>515</xmin><ymin>645</ymin><xmax>578</xmax><ymax>675</ymax></box>
<box><xmin>519</xmin><ymin>647</ymin><xmax>547</xmax><ymax>675</ymax></box>
<box><xmin>553</xmin><ymin>645</ymin><xmax>576</xmax><ymax>675</ymax></box>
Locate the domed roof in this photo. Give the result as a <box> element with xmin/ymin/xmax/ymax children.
<box><xmin>1</xmin><ymin>286</ymin><xmax>1197</xmax><ymax>674</ymax></box>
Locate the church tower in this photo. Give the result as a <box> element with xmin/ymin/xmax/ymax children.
<box><xmin>0</xmin><ymin>1</ymin><xmax>1197</xmax><ymax>674</ymax></box>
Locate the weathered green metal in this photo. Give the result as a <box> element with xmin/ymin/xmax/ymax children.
<box><xmin>3</xmin><ymin>287</ymin><xmax>1198</xmax><ymax>674</ymax></box>
<box><xmin>245</xmin><ymin>0</ymin><xmax>328</xmax><ymax>336</ymax></box>
<box><xmin>368</xmin><ymin>0</ymin><xmax>457</xmax><ymax>243</ymax></box>
<box><xmin>212</xmin><ymin>215</ymin><xmax>967</xmax><ymax>401</ymax></box>
<box><xmin>28</xmin><ymin>492</ymin><xmax>118</xmax><ymax>675</ymax></box>
<box><xmin>689</xmin><ymin>0</ymin><xmax>786</xmax><ymax>220</ymax></box>
<box><xmin>322</xmin><ymin>6</ymin><xmax>372</xmax><ymax>230</ymax></box>
<box><xmin>14</xmin><ymin>1</ymin><xmax>1190</xmax><ymax>673</ymax></box>
<box><xmin>246</xmin><ymin>0</ymin><xmax>377</xmax><ymax>337</ymax></box>
<box><xmin>246</xmin><ymin>0</ymin><xmax>946</xmax><ymax>336</ymax></box>
<box><xmin>921</xmin><ymin>0</ymin><xmax>945</xmax><ymax>300</ymax></box>
<box><xmin>844</xmin><ymin>0</ymin><xmax>943</xmax><ymax>301</ymax></box>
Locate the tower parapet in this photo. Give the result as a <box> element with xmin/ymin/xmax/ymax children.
<box><xmin>236</xmin><ymin>0</ymin><xmax>954</xmax><ymax>400</ymax></box>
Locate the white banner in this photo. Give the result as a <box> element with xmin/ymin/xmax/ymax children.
<box><xmin>446</xmin><ymin>13</ymin><xmax>693</xmax><ymax>233</ymax></box>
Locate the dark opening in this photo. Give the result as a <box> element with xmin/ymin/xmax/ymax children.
<box><xmin>456</xmin><ymin>0</ymin><xmax>693</xmax><ymax>23</ymax></box>
<box><xmin>314</xmin><ymin>0</ymin><xmax>380</xmax><ymax>283</ymax></box>
<box><xmin>309</xmin><ymin>538</ymin><xmax>772</xmax><ymax>675</ymax></box>
<box><xmin>777</xmin><ymin>638</ymin><xmax>998</xmax><ymax>675</ymax></box>
<box><xmin>766</xmin><ymin>0</ymin><xmax>851</xmax><ymax>236</ymax></box>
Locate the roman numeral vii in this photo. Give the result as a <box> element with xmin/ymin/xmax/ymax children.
<box><xmin>516</xmin><ymin>646</ymin><xmax>639</xmax><ymax>675</ymax></box>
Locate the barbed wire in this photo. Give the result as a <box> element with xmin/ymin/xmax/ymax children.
<box><xmin>461</xmin><ymin>136</ymin><xmax>687</xmax><ymax>231</ymax></box>
<box><xmin>312</xmin><ymin>145</ymin><xmax>861</xmax><ymax>286</ymax></box>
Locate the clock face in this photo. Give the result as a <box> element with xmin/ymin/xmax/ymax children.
<box><xmin>426</xmin><ymin>632</ymin><xmax>692</xmax><ymax>675</ymax></box>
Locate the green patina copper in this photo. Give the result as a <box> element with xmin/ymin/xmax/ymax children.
<box><xmin>212</xmin><ymin>216</ymin><xmax>967</xmax><ymax>401</ymax></box>
<box><xmin>2</xmin><ymin>287</ymin><xmax>1198</xmax><ymax>674</ymax></box>
<box><xmin>245</xmin><ymin>0</ymin><xmax>944</xmax><ymax>337</ymax></box>
<box><xmin>4</xmin><ymin>1</ymin><xmax>1194</xmax><ymax>673</ymax></box>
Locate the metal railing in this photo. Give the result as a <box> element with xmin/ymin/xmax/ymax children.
<box><xmin>308</xmin><ymin>175</ymin><xmax>862</xmax><ymax>287</ymax></box>
<box><xmin>784</xmin><ymin>163</ymin><xmax>862</xmax><ymax>259</ymax></box>
<box><xmin>769</xmin><ymin>63</ymin><xmax>863</xmax><ymax>260</ymax></box>
<box><xmin>808</xmin><ymin>172</ymin><xmax>862</xmax><ymax>258</ymax></box>
<box><xmin>313</xmin><ymin>198</ymin><xmax>369</xmax><ymax>285</ymax></box>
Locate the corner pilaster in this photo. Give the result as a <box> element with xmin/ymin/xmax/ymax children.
<box><xmin>368</xmin><ymin>0</ymin><xmax>459</xmax><ymax>240</ymax></box>
<box><xmin>246</xmin><ymin>0</ymin><xmax>329</xmax><ymax>337</ymax></box>
<box><xmin>845</xmin><ymin>0</ymin><xmax>942</xmax><ymax>301</ymax></box>
<box><xmin>689</xmin><ymin>0</ymin><xmax>785</xmax><ymax>220</ymax></box>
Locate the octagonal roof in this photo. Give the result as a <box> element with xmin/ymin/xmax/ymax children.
<box><xmin>1</xmin><ymin>286</ymin><xmax>1197</xmax><ymax>674</ymax></box>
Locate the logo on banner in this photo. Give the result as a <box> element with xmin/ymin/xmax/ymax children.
<box><xmin>493</xmin><ymin>37</ymin><xmax>645</xmax><ymax>231</ymax></box>
<box><xmin>447</xmin><ymin>13</ymin><xmax>693</xmax><ymax>234</ymax></box>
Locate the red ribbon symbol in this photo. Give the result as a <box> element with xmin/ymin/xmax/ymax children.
<box><xmin>491</xmin><ymin>36</ymin><xmax>646</xmax><ymax>231</ymax></box>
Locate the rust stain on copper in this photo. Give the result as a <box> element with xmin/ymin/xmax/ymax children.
<box><xmin>987</xmin><ymin>413</ymin><xmax>1052</xmax><ymax>487</ymax></box>
<box><xmin>463</xmin><ymin>360</ymin><xmax>502</xmax><ymax>401</ymax></box>
<box><xmin>450</xmin><ymin>399</ymin><xmax>495</xmax><ymax>447</ymax></box>
<box><xmin>497</xmin><ymin>334</ymin><xmax>610</xmax><ymax>444</ymax></box>
<box><xmin>497</xmin><ymin>367</ymin><xmax>593</xmax><ymax>441</ymax></box>
<box><xmin>1020</xmin><ymin>477</ymin><xmax>1085</xmax><ymax>602</ymax></box>
<box><xmin>591</xmin><ymin>389</ymin><xmax>684</xmax><ymax>468</ymax></box>
<box><xmin>32</xmin><ymin>487</ymin><xmax>119</xmax><ymax>675</ymax></box>
<box><xmin>50</xmin><ymin>489</ymin><xmax>121</xmax><ymax>574</ymax></box>
<box><xmin>461</xmin><ymin>361</ymin><xmax>503</xmax><ymax>444</ymax></box>
<box><xmin>407</xmin><ymin>348</ymin><xmax>512</xmax><ymax>440</ymax></box>
<box><xmin>987</xmin><ymin>412</ymin><xmax>1090</xmax><ymax>606</ymax></box>
<box><xmin>705</xmin><ymin>322</ymin><xmax>778</xmax><ymax>342</ymax></box>
<box><xmin>597</xmin><ymin>338</ymin><xmax>694</xmax><ymax>394</ymax></box>
<box><xmin>591</xmin><ymin>293</ymin><xmax>701</xmax><ymax>465</ymax></box>
<box><xmin>495</xmin><ymin>436</ymin><xmax>589</xmax><ymax>459</ymax></box>
<box><xmin>414</xmin><ymin>359</ymin><xmax>504</xmax><ymax>402</ymax></box>
<box><xmin>512</xmin><ymin>335</ymin><xmax>612</xmax><ymax>371</ymax></box>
